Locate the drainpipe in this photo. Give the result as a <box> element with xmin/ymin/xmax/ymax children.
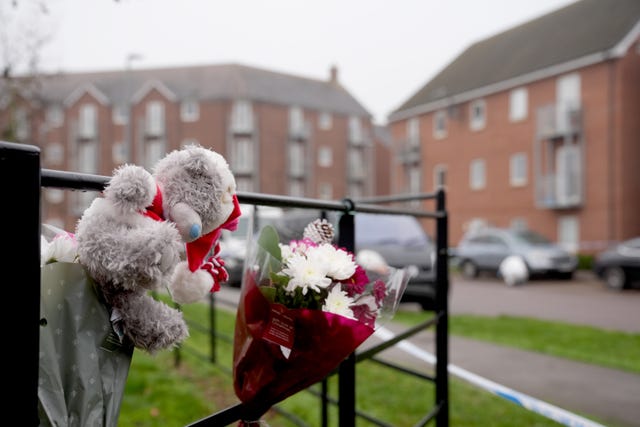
<box><xmin>607</xmin><ymin>58</ymin><xmax>616</xmax><ymax>245</ymax></box>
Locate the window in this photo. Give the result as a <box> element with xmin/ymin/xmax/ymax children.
<box><xmin>231</xmin><ymin>100</ymin><xmax>254</xmax><ymax>133</ymax></box>
<box><xmin>556</xmin><ymin>73</ymin><xmax>581</xmax><ymax>133</ymax></box>
<box><xmin>349</xmin><ymin>147</ymin><xmax>366</xmax><ymax>180</ymax></box>
<box><xmin>79</xmin><ymin>103</ymin><xmax>97</xmax><ymax>139</ymax></box>
<box><xmin>289</xmin><ymin>142</ymin><xmax>305</xmax><ymax>177</ymax></box>
<box><xmin>510</xmin><ymin>217</ymin><xmax>528</xmax><ymax>231</ymax></box>
<box><xmin>433</xmin><ymin>110</ymin><xmax>447</xmax><ymax>139</ymax></box>
<box><xmin>289</xmin><ymin>180</ymin><xmax>304</xmax><ymax>197</ymax></box>
<box><xmin>236</xmin><ymin>176</ymin><xmax>253</xmax><ymax>192</ymax></box>
<box><xmin>348</xmin><ymin>116</ymin><xmax>363</xmax><ymax>144</ymax></box>
<box><xmin>470</xmin><ymin>158</ymin><xmax>486</xmax><ymax>190</ymax></box>
<box><xmin>469</xmin><ymin>99</ymin><xmax>486</xmax><ymax>131</ymax></box>
<box><xmin>318</xmin><ymin>111</ymin><xmax>332</xmax><ymax>130</ymax></box>
<box><xmin>407</xmin><ymin>117</ymin><xmax>420</xmax><ymax>146</ymax></box>
<box><xmin>232</xmin><ymin>137</ymin><xmax>254</xmax><ymax>173</ymax></box>
<box><xmin>509</xmin><ymin>88</ymin><xmax>528</xmax><ymax>122</ymax></box>
<box><xmin>318</xmin><ymin>146</ymin><xmax>332</xmax><ymax>167</ymax></box>
<box><xmin>146</xmin><ymin>101</ymin><xmax>165</xmax><ymax>136</ymax></box>
<box><xmin>555</xmin><ymin>144</ymin><xmax>582</xmax><ymax>205</ymax></box>
<box><xmin>289</xmin><ymin>106</ymin><xmax>305</xmax><ymax>137</ymax></box>
<box><xmin>318</xmin><ymin>182</ymin><xmax>333</xmax><ymax>199</ymax></box>
<box><xmin>112</xmin><ymin>141</ymin><xmax>128</xmax><ymax>164</ymax></box>
<box><xmin>180</xmin><ymin>100</ymin><xmax>199</xmax><ymax>122</ymax></box>
<box><xmin>14</xmin><ymin>107</ymin><xmax>29</xmax><ymax>140</ymax></box>
<box><xmin>144</xmin><ymin>139</ymin><xmax>165</xmax><ymax>170</ymax></box>
<box><xmin>45</xmin><ymin>143</ymin><xmax>64</xmax><ymax>166</ymax></box>
<box><xmin>408</xmin><ymin>165</ymin><xmax>420</xmax><ymax>193</ymax></box>
<box><xmin>433</xmin><ymin>164</ymin><xmax>447</xmax><ymax>190</ymax></box>
<box><xmin>76</xmin><ymin>138</ymin><xmax>98</xmax><ymax>211</ymax></box>
<box><xmin>558</xmin><ymin>215</ymin><xmax>579</xmax><ymax>253</ymax></box>
<box><xmin>348</xmin><ymin>182</ymin><xmax>364</xmax><ymax>199</ymax></box>
<box><xmin>509</xmin><ymin>153</ymin><xmax>528</xmax><ymax>186</ymax></box>
<box><xmin>112</xmin><ymin>104</ymin><xmax>128</xmax><ymax>125</ymax></box>
<box><xmin>47</xmin><ymin>105</ymin><xmax>64</xmax><ymax>127</ymax></box>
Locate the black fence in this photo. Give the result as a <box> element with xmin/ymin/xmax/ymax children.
<box><xmin>2</xmin><ymin>140</ymin><xmax>449</xmax><ymax>426</ymax></box>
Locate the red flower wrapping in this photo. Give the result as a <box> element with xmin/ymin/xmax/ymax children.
<box><xmin>233</xmin><ymin>271</ymin><xmax>374</xmax><ymax>407</ymax></box>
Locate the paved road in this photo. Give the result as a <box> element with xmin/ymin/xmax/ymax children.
<box><xmin>368</xmin><ymin>272</ymin><xmax>640</xmax><ymax>427</ymax></box>
<box><xmin>217</xmin><ymin>272</ymin><xmax>640</xmax><ymax>426</ymax></box>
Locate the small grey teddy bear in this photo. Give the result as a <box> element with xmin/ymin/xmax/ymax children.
<box><xmin>75</xmin><ymin>144</ymin><xmax>241</xmax><ymax>353</ymax></box>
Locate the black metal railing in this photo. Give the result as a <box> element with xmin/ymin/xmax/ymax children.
<box><xmin>2</xmin><ymin>140</ymin><xmax>448</xmax><ymax>426</ymax></box>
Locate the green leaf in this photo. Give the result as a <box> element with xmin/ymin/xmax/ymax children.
<box><xmin>257</xmin><ymin>224</ymin><xmax>282</xmax><ymax>262</ymax></box>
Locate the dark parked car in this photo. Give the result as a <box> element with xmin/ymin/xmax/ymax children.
<box><xmin>268</xmin><ymin>209</ymin><xmax>438</xmax><ymax>310</ymax></box>
<box><xmin>593</xmin><ymin>237</ymin><xmax>640</xmax><ymax>290</ymax></box>
<box><xmin>454</xmin><ymin>226</ymin><xmax>578</xmax><ymax>281</ymax></box>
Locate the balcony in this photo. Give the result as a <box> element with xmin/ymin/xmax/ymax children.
<box><xmin>534</xmin><ymin>144</ymin><xmax>583</xmax><ymax>209</ymax></box>
<box><xmin>397</xmin><ymin>144</ymin><xmax>420</xmax><ymax>165</ymax></box>
<box><xmin>536</xmin><ymin>104</ymin><xmax>582</xmax><ymax>139</ymax></box>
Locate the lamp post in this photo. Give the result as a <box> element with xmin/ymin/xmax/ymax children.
<box><xmin>124</xmin><ymin>53</ymin><xmax>142</xmax><ymax>163</ymax></box>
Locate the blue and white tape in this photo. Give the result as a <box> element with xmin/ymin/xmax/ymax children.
<box><xmin>374</xmin><ymin>327</ymin><xmax>606</xmax><ymax>427</ymax></box>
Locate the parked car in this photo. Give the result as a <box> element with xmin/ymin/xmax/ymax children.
<box><xmin>593</xmin><ymin>237</ymin><xmax>640</xmax><ymax>290</ymax></box>
<box><xmin>454</xmin><ymin>226</ymin><xmax>578</xmax><ymax>281</ymax></box>
<box><xmin>269</xmin><ymin>209</ymin><xmax>438</xmax><ymax>310</ymax></box>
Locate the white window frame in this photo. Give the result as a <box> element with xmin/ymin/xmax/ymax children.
<box><xmin>112</xmin><ymin>104</ymin><xmax>128</xmax><ymax>125</ymax></box>
<box><xmin>318</xmin><ymin>146</ymin><xmax>333</xmax><ymax>167</ymax></box>
<box><xmin>349</xmin><ymin>147</ymin><xmax>366</xmax><ymax>179</ymax></box>
<box><xmin>79</xmin><ymin>103</ymin><xmax>97</xmax><ymax>139</ymax></box>
<box><xmin>112</xmin><ymin>141</ymin><xmax>128</xmax><ymax>164</ymax></box>
<box><xmin>407</xmin><ymin>117</ymin><xmax>420</xmax><ymax>146</ymax></box>
<box><xmin>433</xmin><ymin>110</ymin><xmax>447</xmax><ymax>139</ymax></box>
<box><xmin>45</xmin><ymin>142</ymin><xmax>64</xmax><ymax>166</ymax></box>
<box><xmin>144</xmin><ymin>139</ymin><xmax>165</xmax><ymax>170</ymax></box>
<box><xmin>433</xmin><ymin>164</ymin><xmax>447</xmax><ymax>190</ymax></box>
<box><xmin>469</xmin><ymin>99</ymin><xmax>486</xmax><ymax>131</ymax></box>
<box><xmin>288</xmin><ymin>180</ymin><xmax>304</xmax><ymax>198</ymax></box>
<box><xmin>231</xmin><ymin>100</ymin><xmax>254</xmax><ymax>133</ymax></box>
<box><xmin>46</xmin><ymin>105</ymin><xmax>64</xmax><ymax>127</ymax></box>
<box><xmin>558</xmin><ymin>215</ymin><xmax>579</xmax><ymax>254</ymax></box>
<box><xmin>509</xmin><ymin>87</ymin><xmax>528</xmax><ymax>122</ymax></box>
<box><xmin>14</xmin><ymin>107</ymin><xmax>29</xmax><ymax>140</ymax></box>
<box><xmin>470</xmin><ymin>158</ymin><xmax>486</xmax><ymax>190</ymax></box>
<box><xmin>348</xmin><ymin>116</ymin><xmax>363</xmax><ymax>145</ymax></box>
<box><xmin>289</xmin><ymin>106</ymin><xmax>305</xmax><ymax>136</ymax></box>
<box><xmin>236</xmin><ymin>176</ymin><xmax>253</xmax><ymax>193</ymax></box>
<box><xmin>288</xmin><ymin>142</ymin><xmax>305</xmax><ymax>176</ymax></box>
<box><xmin>146</xmin><ymin>101</ymin><xmax>165</xmax><ymax>137</ymax></box>
<box><xmin>319</xmin><ymin>182</ymin><xmax>333</xmax><ymax>200</ymax></box>
<box><xmin>318</xmin><ymin>111</ymin><xmax>332</xmax><ymax>130</ymax></box>
<box><xmin>509</xmin><ymin>152</ymin><xmax>528</xmax><ymax>187</ymax></box>
<box><xmin>556</xmin><ymin>73</ymin><xmax>581</xmax><ymax>133</ymax></box>
<box><xmin>555</xmin><ymin>144</ymin><xmax>582</xmax><ymax>205</ymax></box>
<box><xmin>180</xmin><ymin>100</ymin><xmax>200</xmax><ymax>122</ymax></box>
<box><xmin>232</xmin><ymin>137</ymin><xmax>254</xmax><ymax>173</ymax></box>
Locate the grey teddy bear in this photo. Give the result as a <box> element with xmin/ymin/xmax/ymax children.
<box><xmin>75</xmin><ymin>144</ymin><xmax>242</xmax><ymax>353</ymax></box>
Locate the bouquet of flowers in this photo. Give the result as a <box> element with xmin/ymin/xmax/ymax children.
<box><xmin>232</xmin><ymin>217</ymin><xmax>410</xmax><ymax>420</ymax></box>
<box><xmin>39</xmin><ymin>224</ymin><xmax>133</xmax><ymax>427</ymax></box>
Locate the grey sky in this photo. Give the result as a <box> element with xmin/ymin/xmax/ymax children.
<box><xmin>7</xmin><ymin>0</ymin><xmax>577</xmax><ymax>124</ymax></box>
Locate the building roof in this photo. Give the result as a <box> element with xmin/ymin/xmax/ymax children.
<box><xmin>36</xmin><ymin>63</ymin><xmax>371</xmax><ymax>117</ymax></box>
<box><xmin>390</xmin><ymin>0</ymin><xmax>640</xmax><ymax>121</ymax></box>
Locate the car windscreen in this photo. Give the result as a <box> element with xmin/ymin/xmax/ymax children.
<box><xmin>512</xmin><ymin>230</ymin><xmax>552</xmax><ymax>245</ymax></box>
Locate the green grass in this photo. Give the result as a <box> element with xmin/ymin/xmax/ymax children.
<box><xmin>393</xmin><ymin>311</ymin><xmax>640</xmax><ymax>374</ymax></box>
<box><xmin>116</xmin><ymin>298</ymin><xmax>632</xmax><ymax>426</ymax></box>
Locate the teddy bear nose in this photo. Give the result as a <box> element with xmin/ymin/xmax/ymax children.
<box><xmin>189</xmin><ymin>223</ymin><xmax>202</xmax><ymax>239</ymax></box>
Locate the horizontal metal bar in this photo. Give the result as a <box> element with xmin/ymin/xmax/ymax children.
<box><xmin>368</xmin><ymin>356</ymin><xmax>436</xmax><ymax>382</ymax></box>
<box><xmin>356</xmin><ymin>314</ymin><xmax>440</xmax><ymax>362</ymax></box>
<box><xmin>355</xmin><ymin>191</ymin><xmax>439</xmax><ymax>204</ymax></box>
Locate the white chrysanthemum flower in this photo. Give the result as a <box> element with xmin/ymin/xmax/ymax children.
<box><xmin>282</xmin><ymin>252</ymin><xmax>332</xmax><ymax>295</ymax></box>
<box><xmin>322</xmin><ymin>286</ymin><xmax>355</xmax><ymax>318</ymax></box>
<box><xmin>279</xmin><ymin>243</ymin><xmax>294</xmax><ymax>261</ymax></box>
<box><xmin>42</xmin><ymin>233</ymin><xmax>78</xmax><ymax>265</ymax></box>
<box><xmin>308</xmin><ymin>244</ymin><xmax>356</xmax><ymax>281</ymax></box>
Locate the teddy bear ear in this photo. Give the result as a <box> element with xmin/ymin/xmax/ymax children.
<box><xmin>105</xmin><ymin>164</ymin><xmax>156</xmax><ymax>214</ymax></box>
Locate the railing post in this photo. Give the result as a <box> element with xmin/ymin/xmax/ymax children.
<box><xmin>1</xmin><ymin>141</ymin><xmax>42</xmax><ymax>425</ymax></box>
<box><xmin>337</xmin><ymin>201</ymin><xmax>356</xmax><ymax>427</ymax></box>
<box><xmin>209</xmin><ymin>292</ymin><xmax>217</xmax><ymax>363</ymax></box>
<box><xmin>435</xmin><ymin>189</ymin><xmax>449</xmax><ymax>426</ymax></box>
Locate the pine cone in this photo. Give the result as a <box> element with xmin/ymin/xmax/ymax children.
<box><xmin>303</xmin><ymin>218</ymin><xmax>334</xmax><ymax>244</ymax></box>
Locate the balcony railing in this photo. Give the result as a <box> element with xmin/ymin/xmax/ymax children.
<box><xmin>536</xmin><ymin>104</ymin><xmax>582</xmax><ymax>139</ymax></box>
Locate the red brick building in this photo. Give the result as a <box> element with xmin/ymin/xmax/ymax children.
<box><xmin>1</xmin><ymin>63</ymin><xmax>378</xmax><ymax>231</ymax></box>
<box><xmin>388</xmin><ymin>0</ymin><xmax>640</xmax><ymax>254</ymax></box>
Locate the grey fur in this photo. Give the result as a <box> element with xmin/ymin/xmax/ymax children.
<box><xmin>75</xmin><ymin>144</ymin><xmax>236</xmax><ymax>354</ymax></box>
